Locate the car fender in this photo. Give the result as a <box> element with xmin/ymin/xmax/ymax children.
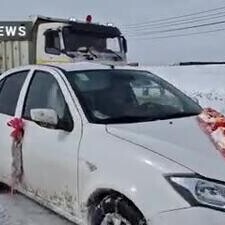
<box><xmin>78</xmin><ymin>124</ymin><xmax>191</xmax><ymax>221</ymax></box>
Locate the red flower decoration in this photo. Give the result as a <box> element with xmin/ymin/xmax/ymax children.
<box><xmin>212</xmin><ymin>121</ymin><xmax>225</xmax><ymax>131</ymax></box>
<box><xmin>198</xmin><ymin>108</ymin><xmax>225</xmax><ymax>158</ymax></box>
<box><xmin>7</xmin><ymin>118</ymin><xmax>24</xmax><ymax>141</ymax></box>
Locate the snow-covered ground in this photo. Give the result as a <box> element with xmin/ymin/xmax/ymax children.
<box><xmin>143</xmin><ymin>65</ymin><xmax>225</xmax><ymax>114</ymax></box>
<box><xmin>0</xmin><ymin>188</ymin><xmax>74</xmax><ymax>225</ymax></box>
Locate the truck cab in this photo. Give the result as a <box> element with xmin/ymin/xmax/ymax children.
<box><xmin>0</xmin><ymin>16</ymin><xmax>128</xmax><ymax>73</ymax></box>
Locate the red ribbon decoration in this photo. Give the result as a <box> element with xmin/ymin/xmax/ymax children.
<box><xmin>7</xmin><ymin>118</ymin><xmax>24</xmax><ymax>195</ymax></box>
<box><xmin>198</xmin><ymin>108</ymin><xmax>225</xmax><ymax>158</ymax></box>
<box><xmin>198</xmin><ymin>108</ymin><xmax>225</xmax><ymax>131</ymax></box>
<box><xmin>7</xmin><ymin>118</ymin><xmax>24</xmax><ymax>141</ymax></box>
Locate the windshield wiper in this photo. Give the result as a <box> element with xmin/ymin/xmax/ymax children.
<box><xmin>98</xmin><ymin>112</ymin><xmax>200</xmax><ymax>124</ymax></box>
<box><xmin>159</xmin><ymin>112</ymin><xmax>200</xmax><ymax>120</ymax></box>
<box><xmin>61</xmin><ymin>49</ymin><xmax>76</xmax><ymax>58</ymax></box>
<box><xmin>97</xmin><ymin>115</ymin><xmax>158</xmax><ymax>124</ymax></box>
<box><xmin>62</xmin><ymin>47</ymin><xmax>98</xmax><ymax>60</ymax></box>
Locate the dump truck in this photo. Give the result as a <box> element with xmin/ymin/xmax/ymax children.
<box><xmin>0</xmin><ymin>15</ymin><xmax>128</xmax><ymax>73</ymax></box>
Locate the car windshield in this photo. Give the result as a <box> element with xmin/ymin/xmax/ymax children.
<box><xmin>66</xmin><ymin>70</ymin><xmax>202</xmax><ymax>124</ymax></box>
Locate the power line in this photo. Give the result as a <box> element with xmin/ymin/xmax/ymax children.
<box><xmin>122</xmin><ymin>11</ymin><xmax>225</xmax><ymax>31</ymax></box>
<box><xmin>127</xmin><ymin>19</ymin><xmax>225</xmax><ymax>37</ymax></box>
<box><xmin>128</xmin><ymin>27</ymin><xmax>225</xmax><ymax>40</ymax></box>
<box><xmin>122</xmin><ymin>5</ymin><xmax>225</xmax><ymax>27</ymax></box>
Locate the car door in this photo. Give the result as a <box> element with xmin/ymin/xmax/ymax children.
<box><xmin>0</xmin><ymin>70</ymin><xmax>29</xmax><ymax>184</ymax></box>
<box><xmin>20</xmin><ymin>68</ymin><xmax>82</xmax><ymax>217</ymax></box>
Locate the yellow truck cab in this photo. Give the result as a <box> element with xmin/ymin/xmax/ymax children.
<box><xmin>0</xmin><ymin>16</ymin><xmax>128</xmax><ymax>73</ymax></box>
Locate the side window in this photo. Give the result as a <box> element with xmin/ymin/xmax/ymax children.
<box><xmin>45</xmin><ymin>30</ymin><xmax>60</xmax><ymax>55</ymax></box>
<box><xmin>23</xmin><ymin>71</ymin><xmax>73</xmax><ymax>130</ymax></box>
<box><xmin>0</xmin><ymin>71</ymin><xmax>28</xmax><ymax>116</ymax></box>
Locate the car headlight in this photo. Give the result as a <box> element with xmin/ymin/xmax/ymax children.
<box><xmin>167</xmin><ymin>175</ymin><xmax>225</xmax><ymax>211</ymax></box>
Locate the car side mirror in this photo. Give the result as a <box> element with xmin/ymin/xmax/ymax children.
<box><xmin>30</xmin><ymin>108</ymin><xmax>58</xmax><ymax>128</ymax></box>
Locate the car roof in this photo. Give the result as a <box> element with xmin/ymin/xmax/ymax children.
<box><xmin>45</xmin><ymin>62</ymin><xmax>145</xmax><ymax>72</ymax></box>
<box><xmin>49</xmin><ymin>62</ymin><xmax>113</xmax><ymax>71</ymax></box>
<box><xmin>1</xmin><ymin>62</ymin><xmax>146</xmax><ymax>76</ymax></box>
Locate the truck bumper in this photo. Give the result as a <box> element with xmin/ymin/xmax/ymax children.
<box><xmin>150</xmin><ymin>207</ymin><xmax>225</xmax><ymax>225</ymax></box>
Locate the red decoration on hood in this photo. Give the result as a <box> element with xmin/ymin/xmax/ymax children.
<box><xmin>7</xmin><ymin>118</ymin><xmax>24</xmax><ymax>141</ymax></box>
<box><xmin>198</xmin><ymin>108</ymin><xmax>225</xmax><ymax>157</ymax></box>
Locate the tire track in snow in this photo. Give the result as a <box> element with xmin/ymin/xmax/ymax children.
<box><xmin>0</xmin><ymin>204</ymin><xmax>11</xmax><ymax>225</ymax></box>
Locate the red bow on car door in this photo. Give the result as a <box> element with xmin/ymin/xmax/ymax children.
<box><xmin>7</xmin><ymin>118</ymin><xmax>24</xmax><ymax>141</ymax></box>
<box><xmin>7</xmin><ymin>117</ymin><xmax>24</xmax><ymax>195</ymax></box>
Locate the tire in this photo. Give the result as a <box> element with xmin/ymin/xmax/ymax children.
<box><xmin>88</xmin><ymin>194</ymin><xmax>147</xmax><ymax>225</ymax></box>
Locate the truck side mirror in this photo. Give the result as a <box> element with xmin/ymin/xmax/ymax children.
<box><xmin>44</xmin><ymin>30</ymin><xmax>61</xmax><ymax>55</ymax></box>
<box><xmin>122</xmin><ymin>36</ymin><xmax>128</xmax><ymax>53</ymax></box>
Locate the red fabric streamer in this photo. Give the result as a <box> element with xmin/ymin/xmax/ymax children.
<box><xmin>7</xmin><ymin>118</ymin><xmax>24</xmax><ymax>141</ymax></box>
<box><xmin>198</xmin><ymin>108</ymin><xmax>225</xmax><ymax>158</ymax></box>
<box><xmin>7</xmin><ymin>118</ymin><xmax>24</xmax><ymax>195</ymax></box>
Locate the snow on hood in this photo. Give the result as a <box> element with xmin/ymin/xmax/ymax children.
<box><xmin>106</xmin><ymin>116</ymin><xmax>225</xmax><ymax>182</ymax></box>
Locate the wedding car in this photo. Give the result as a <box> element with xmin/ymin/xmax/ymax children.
<box><xmin>0</xmin><ymin>62</ymin><xmax>225</xmax><ymax>225</ymax></box>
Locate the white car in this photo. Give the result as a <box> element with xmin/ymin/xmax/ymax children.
<box><xmin>0</xmin><ymin>62</ymin><xmax>225</xmax><ymax>225</ymax></box>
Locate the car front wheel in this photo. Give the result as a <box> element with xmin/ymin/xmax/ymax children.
<box><xmin>88</xmin><ymin>194</ymin><xmax>146</xmax><ymax>225</ymax></box>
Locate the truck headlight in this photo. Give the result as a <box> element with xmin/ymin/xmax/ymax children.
<box><xmin>167</xmin><ymin>175</ymin><xmax>225</xmax><ymax>210</ymax></box>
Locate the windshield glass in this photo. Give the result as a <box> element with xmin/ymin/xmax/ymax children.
<box><xmin>63</xmin><ymin>27</ymin><xmax>121</xmax><ymax>53</ymax></box>
<box><xmin>66</xmin><ymin>70</ymin><xmax>202</xmax><ymax>124</ymax></box>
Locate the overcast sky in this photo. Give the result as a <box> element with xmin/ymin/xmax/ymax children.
<box><xmin>1</xmin><ymin>0</ymin><xmax>225</xmax><ymax>65</ymax></box>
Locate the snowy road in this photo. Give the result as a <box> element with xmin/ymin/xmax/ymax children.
<box><xmin>0</xmin><ymin>187</ymin><xmax>75</xmax><ymax>225</ymax></box>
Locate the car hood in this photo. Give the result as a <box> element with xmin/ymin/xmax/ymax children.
<box><xmin>106</xmin><ymin>116</ymin><xmax>225</xmax><ymax>182</ymax></box>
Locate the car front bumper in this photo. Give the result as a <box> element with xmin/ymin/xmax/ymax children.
<box><xmin>150</xmin><ymin>207</ymin><xmax>225</xmax><ymax>225</ymax></box>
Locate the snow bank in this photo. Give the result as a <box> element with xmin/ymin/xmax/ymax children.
<box><xmin>141</xmin><ymin>65</ymin><xmax>225</xmax><ymax>114</ymax></box>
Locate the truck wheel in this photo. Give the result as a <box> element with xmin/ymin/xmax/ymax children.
<box><xmin>88</xmin><ymin>195</ymin><xmax>146</xmax><ymax>225</ymax></box>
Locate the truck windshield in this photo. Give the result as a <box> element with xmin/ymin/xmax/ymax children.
<box><xmin>66</xmin><ymin>70</ymin><xmax>202</xmax><ymax>124</ymax></box>
<box><xmin>63</xmin><ymin>27</ymin><xmax>121</xmax><ymax>54</ymax></box>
